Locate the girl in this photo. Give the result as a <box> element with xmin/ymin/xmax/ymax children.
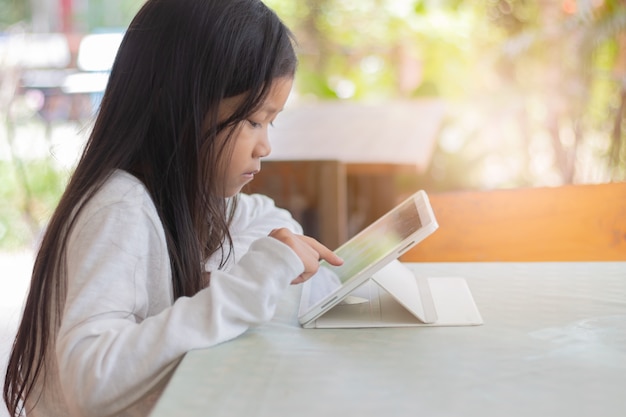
<box><xmin>3</xmin><ymin>0</ymin><xmax>342</xmax><ymax>416</ymax></box>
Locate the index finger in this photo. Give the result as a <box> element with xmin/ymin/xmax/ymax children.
<box><xmin>301</xmin><ymin>236</ymin><xmax>343</xmax><ymax>266</ymax></box>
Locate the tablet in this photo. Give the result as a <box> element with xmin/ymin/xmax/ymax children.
<box><xmin>298</xmin><ymin>190</ymin><xmax>438</xmax><ymax>327</ymax></box>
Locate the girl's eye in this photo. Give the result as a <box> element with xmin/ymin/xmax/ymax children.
<box><xmin>248</xmin><ymin>120</ymin><xmax>261</xmax><ymax>128</ymax></box>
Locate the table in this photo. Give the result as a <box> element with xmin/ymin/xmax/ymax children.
<box><xmin>150</xmin><ymin>262</ymin><xmax>626</xmax><ymax>417</ymax></box>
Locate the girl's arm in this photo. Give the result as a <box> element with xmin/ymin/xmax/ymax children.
<box><xmin>231</xmin><ymin>193</ymin><xmax>303</xmax><ymax>235</ymax></box>
<box><xmin>56</xmin><ymin>188</ymin><xmax>304</xmax><ymax>417</ymax></box>
<box><xmin>219</xmin><ymin>193</ymin><xmax>304</xmax><ymax>268</ymax></box>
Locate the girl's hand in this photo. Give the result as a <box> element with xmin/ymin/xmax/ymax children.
<box><xmin>269</xmin><ymin>228</ymin><xmax>343</xmax><ymax>285</ymax></box>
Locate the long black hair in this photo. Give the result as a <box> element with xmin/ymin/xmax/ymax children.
<box><xmin>3</xmin><ymin>0</ymin><xmax>297</xmax><ymax>414</ymax></box>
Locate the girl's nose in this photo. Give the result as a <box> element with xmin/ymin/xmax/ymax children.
<box><xmin>256</xmin><ymin>131</ymin><xmax>271</xmax><ymax>158</ymax></box>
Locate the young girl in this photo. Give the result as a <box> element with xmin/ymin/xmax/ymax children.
<box><xmin>3</xmin><ymin>1</ymin><xmax>342</xmax><ymax>416</ymax></box>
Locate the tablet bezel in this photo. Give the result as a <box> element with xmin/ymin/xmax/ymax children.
<box><xmin>298</xmin><ymin>190</ymin><xmax>438</xmax><ymax>326</ymax></box>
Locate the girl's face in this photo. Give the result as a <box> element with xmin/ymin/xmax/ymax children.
<box><xmin>218</xmin><ymin>77</ymin><xmax>294</xmax><ymax>197</ymax></box>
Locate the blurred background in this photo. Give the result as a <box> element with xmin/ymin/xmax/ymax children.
<box><xmin>1</xmin><ymin>0</ymin><xmax>626</xmax><ymax>250</ymax></box>
<box><xmin>2</xmin><ymin>2</ymin><xmax>626</xmax><ymax>414</ymax></box>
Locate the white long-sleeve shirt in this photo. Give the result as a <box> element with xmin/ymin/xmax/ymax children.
<box><xmin>27</xmin><ymin>170</ymin><xmax>305</xmax><ymax>417</ymax></box>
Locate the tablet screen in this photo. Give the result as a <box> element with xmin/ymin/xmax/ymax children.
<box><xmin>306</xmin><ymin>196</ymin><xmax>422</xmax><ymax>308</ymax></box>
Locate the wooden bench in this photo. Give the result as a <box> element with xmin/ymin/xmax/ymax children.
<box><xmin>401</xmin><ymin>182</ymin><xmax>626</xmax><ymax>262</ymax></box>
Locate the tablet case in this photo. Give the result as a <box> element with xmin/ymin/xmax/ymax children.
<box><xmin>305</xmin><ymin>261</ymin><xmax>483</xmax><ymax>329</ymax></box>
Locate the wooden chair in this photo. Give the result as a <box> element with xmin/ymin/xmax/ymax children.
<box><xmin>401</xmin><ymin>182</ymin><xmax>626</xmax><ymax>262</ymax></box>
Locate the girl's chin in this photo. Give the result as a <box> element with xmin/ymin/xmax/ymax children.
<box><xmin>223</xmin><ymin>190</ymin><xmax>239</xmax><ymax>198</ymax></box>
<box><xmin>223</xmin><ymin>185</ymin><xmax>245</xmax><ymax>198</ymax></box>
<box><xmin>223</xmin><ymin>176</ymin><xmax>254</xmax><ymax>197</ymax></box>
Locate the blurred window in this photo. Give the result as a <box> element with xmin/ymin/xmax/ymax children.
<box><xmin>0</xmin><ymin>33</ymin><xmax>70</xmax><ymax>69</ymax></box>
<box><xmin>77</xmin><ymin>32</ymin><xmax>124</xmax><ymax>72</ymax></box>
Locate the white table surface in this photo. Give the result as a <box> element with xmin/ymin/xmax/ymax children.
<box><xmin>150</xmin><ymin>262</ymin><xmax>626</xmax><ymax>417</ymax></box>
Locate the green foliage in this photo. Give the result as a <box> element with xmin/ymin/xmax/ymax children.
<box><xmin>0</xmin><ymin>0</ymin><xmax>29</xmax><ymax>29</ymax></box>
<box><xmin>268</xmin><ymin>0</ymin><xmax>478</xmax><ymax>101</ymax></box>
<box><xmin>0</xmin><ymin>160</ymin><xmax>69</xmax><ymax>249</ymax></box>
<box><xmin>83</xmin><ymin>0</ymin><xmax>144</xmax><ymax>32</ymax></box>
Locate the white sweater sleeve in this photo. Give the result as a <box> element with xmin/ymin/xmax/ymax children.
<box><xmin>56</xmin><ymin>187</ymin><xmax>304</xmax><ymax>416</ymax></box>
<box><xmin>231</xmin><ymin>193</ymin><xmax>302</xmax><ymax>235</ymax></box>
<box><xmin>213</xmin><ymin>193</ymin><xmax>304</xmax><ymax>269</ymax></box>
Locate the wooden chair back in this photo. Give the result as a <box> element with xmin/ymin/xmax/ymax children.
<box><xmin>401</xmin><ymin>182</ymin><xmax>626</xmax><ymax>262</ymax></box>
<box><xmin>246</xmin><ymin>160</ymin><xmax>348</xmax><ymax>248</ymax></box>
